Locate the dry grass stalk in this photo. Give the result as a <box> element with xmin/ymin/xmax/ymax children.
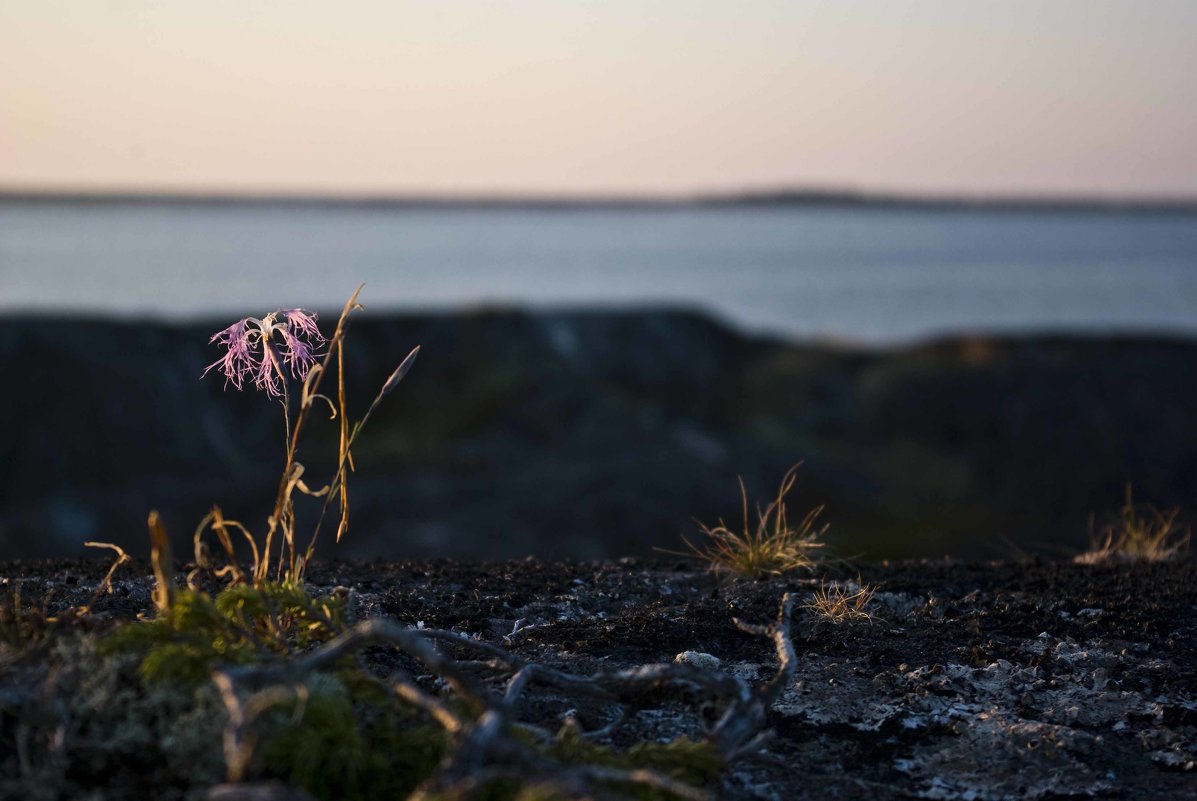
<box><xmin>147</xmin><ymin>510</ymin><xmax>175</xmax><ymax>613</ymax></box>
<box><xmin>76</xmin><ymin>541</ymin><xmax>132</xmax><ymax>616</ymax></box>
<box><xmin>1075</xmin><ymin>485</ymin><xmax>1190</xmax><ymax>565</ymax></box>
<box><xmin>0</xmin><ymin>585</ymin><xmax>54</xmax><ymax>656</ymax></box>
<box><xmin>685</xmin><ymin>465</ymin><xmax>826</xmax><ymax>579</ymax></box>
<box><xmin>306</xmin><ymin>342</ymin><xmax>420</xmax><ymax>555</ymax></box>
<box><xmin>257</xmin><ymin>286</ymin><xmax>365</xmax><ymax>584</ymax></box>
<box><xmin>190</xmin><ymin>507</ymin><xmax>259</xmax><ymax>586</ymax></box>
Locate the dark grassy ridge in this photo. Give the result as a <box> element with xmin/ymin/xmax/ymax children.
<box><xmin>2</xmin><ymin>310</ymin><xmax>1195</xmax><ymax>562</ymax></box>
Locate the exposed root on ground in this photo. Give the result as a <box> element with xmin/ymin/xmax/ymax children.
<box><xmin>212</xmin><ymin>593</ymin><xmax>797</xmax><ymax>800</ymax></box>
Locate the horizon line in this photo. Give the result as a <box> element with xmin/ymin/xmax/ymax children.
<box><xmin>3</xmin><ymin>184</ymin><xmax>1197</xmax><ymax>214</ymax></box>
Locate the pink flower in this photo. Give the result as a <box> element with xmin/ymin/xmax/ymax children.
<box><xmin>202</xmin><ymin>309</ymin><xmax>326</xmax><ymax>396</ymax></box>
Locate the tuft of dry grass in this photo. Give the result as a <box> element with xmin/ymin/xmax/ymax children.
<box><xmin>1075</xmin><ymin>485</ymin><xmax>1190</xmax><ymax>565</ymax></box>
<box><xmin>685</xmin><ymin>465</ymin><xmax>827</xmax><ymax>579</ymax></box>
<box><xmin>803</xmin><ymin>578</ymin><xmax>875</xmax><ymax>624</ymax></box>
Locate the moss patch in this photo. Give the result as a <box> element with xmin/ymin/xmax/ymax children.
<box><xmin>256</xmin><ymin>673</ymin><xmax>448</xmax><ymax>801</ymax></box>
<box><xmin>100</xmin><ymin>583</ymin><xmax>346</xmax><ymax>686</ymax></box>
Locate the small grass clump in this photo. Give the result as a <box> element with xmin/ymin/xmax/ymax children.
<box><xmin>1075</xmin><ymin>485</ymin><xmax>1190</xmax><ymax>565</ymax></box>
<box><xmin>685</xmin><ymin>465</ymin><xmax>826</xmax><ymax>579</ymax></box>
<box><xmin>803</xmin><ymin>578</ymin><xmax>876</xmax><ymax>624</ymax></box>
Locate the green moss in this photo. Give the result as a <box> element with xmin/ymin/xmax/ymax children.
<box><xmin>96</xmin><ymin>583</ymin><xmax>448</xmax><ymax>799</ymax></box>
<box><xmin>545</xmin><ymin>725</ymin><xmax>722</xmax><ymax>800</ymax></box>
<box><xmin>510</xmin><ymin>788</ymin><xmax>571</xmax><ymax>801</ymax></box>
<box><xmin>256</xmin><ymin>673</ymin><xmax>448</xmax><ymax>801</ymax></box>
<box><xmin>95</xmin><ymin>582</ymin><xmax>721</xmax><ymax>801</ymax></box>
<box><xmin>100</xmin><ymin>583</ymin><xmax>346</xmax><ymax>686</ymax></box>
<box><xmin>216</xmin><ymin>582</ymin><xmax>346</xmax><ymax>648</ymax></box>
<box><xmin>100</xmin><ymin>592</ymin><xmax>253</xmax><ymax>685</ymax></box>
<box><xmin>2</xmin><ymin>634</ymin><xmax>227</xmax><ymax>801</ymax></box>
<box><xmin>408</xmin><ymin>725</ymin><xmax>721</xmax><ymax>801</ymax></box>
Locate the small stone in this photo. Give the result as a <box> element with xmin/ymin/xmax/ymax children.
<box><xmin>674</xmin><ymin>651</ymin><xmax>722</xmax><ymax>671</ymax></box>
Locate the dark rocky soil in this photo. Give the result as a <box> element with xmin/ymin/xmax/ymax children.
<box><xmin>3</xmin><ymin>557</ymin><xmax>1197</xmax><ymax>800</ymax></box>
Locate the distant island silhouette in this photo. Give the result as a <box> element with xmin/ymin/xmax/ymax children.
<box><xmin>2</xmin><ymin>187</ymin><xmax>1196</xmax><ymax>214</ymax></box>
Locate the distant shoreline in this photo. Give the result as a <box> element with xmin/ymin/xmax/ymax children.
<box><xmin>3</xmin><ymin>307</ymin><xmax>1197</xmax><ymax>352</ymax></box>
<box><xmin>2</xmin><ymin>187</ymin><xmax>1196</xmax><ymax>215</ymax></box>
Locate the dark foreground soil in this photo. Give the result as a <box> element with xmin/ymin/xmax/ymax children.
<box><xmin>3</xmin><ymin>557</ymin><xmax>1197</xmax><ymax>800</ymax></box>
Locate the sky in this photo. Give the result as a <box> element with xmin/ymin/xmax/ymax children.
<box><xmin>1</xmin><ymin>1</ymin><xmax>1195</xmax><ymax>198</ymax></box>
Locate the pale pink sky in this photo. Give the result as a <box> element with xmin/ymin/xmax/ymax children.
<box><xmin>2</xmin><ymin>1</ymin><xmax>1195</xmax><ymax>197</ymax></box>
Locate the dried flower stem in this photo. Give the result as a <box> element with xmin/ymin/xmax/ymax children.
<box><xmin>259</xmin><ymin>286</ymin><xmax>363</xmax><ymax>583</ymax></box>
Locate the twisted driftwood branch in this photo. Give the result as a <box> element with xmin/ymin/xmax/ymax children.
<box><xmin>213</xmin><ymin>592</ymin><xmax>797</xmax><ymax>800</ymax></box>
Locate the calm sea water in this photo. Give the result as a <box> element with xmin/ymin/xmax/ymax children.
<box><xmin>2</xmin><ymin>201</ymin><xmax>1195</xmax><ymax>343</ymax></box>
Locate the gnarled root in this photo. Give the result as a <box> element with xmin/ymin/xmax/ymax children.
<box><xmin>213</xmin><ymin>592</ymin><xmax>797</xmax><ymax>800</ymax></box>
